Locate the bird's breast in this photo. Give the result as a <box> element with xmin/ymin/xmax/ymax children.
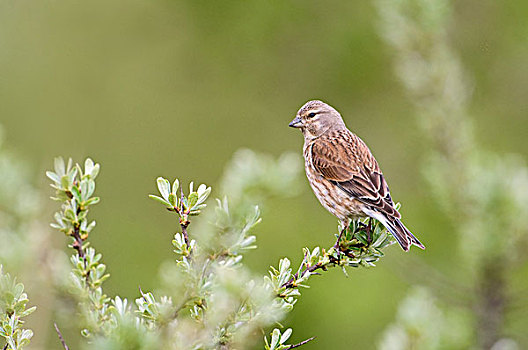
<box><xmin>303</xmin><ymin>152</ymin><xmax>365</xmax><ymax>221</ymax></box>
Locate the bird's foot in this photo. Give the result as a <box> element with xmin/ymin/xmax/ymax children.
<box><xmin>333</xmin><ymin>226</ymin><xmax>347</xmax><ymax>253</ymax></box>
<box><xmin>354</xmin><ymin>221</ymin><xmax>367</xmax><ymax>233</ymax></box>
<box><xmin>353</xmin><ymin>219</ymin><xmax>373</xmax><ymax>244</ymax></box>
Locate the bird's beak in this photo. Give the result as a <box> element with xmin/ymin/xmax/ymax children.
<box><xmin>289</xmin><ymin>116</ymin><xmax>303</xmax><ymax>128</ymax></box>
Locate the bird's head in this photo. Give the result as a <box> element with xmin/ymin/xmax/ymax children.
<box><xmin>289</xmin><ymin>100</ymin><xmax>345</xmax><ymax>139</ymax></box>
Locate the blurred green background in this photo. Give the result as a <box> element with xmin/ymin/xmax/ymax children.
<box><xmin>1</xmin><ymin>0</ymin><xmax>527</xmax><ymax>348</ymax></box>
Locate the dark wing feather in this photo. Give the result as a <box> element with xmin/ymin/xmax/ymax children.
<box><xmin>310</xmin><ymin>131</ymin><xmax>400</xmax><ymax>219</ymax></box>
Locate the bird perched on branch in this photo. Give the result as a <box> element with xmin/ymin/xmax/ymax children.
<box><xmin>289</xmin><ymin>100</ymin><xmax>424</xmax><ymax>251</ymax></box>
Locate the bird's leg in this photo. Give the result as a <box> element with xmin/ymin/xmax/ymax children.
<box><xmin>333</xmin><ymin>226</ymin><xmax>347</xmax><ymax>252</ymax></box>
<box><xmin>366</xmin><ymin>218</ymin><xmax>373</xmax><ymax>243</ymax></box>
<box><xmin>334</xmin><ymin>220</ymin><xmax>351</xmax><ymax>253</ymax></box>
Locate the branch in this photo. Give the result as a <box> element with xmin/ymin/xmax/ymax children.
<box><xmin>71</xmin><ymin>226</ymin><xmax>85</xmax><ymax>258</ymax></box>
<box><xmin>476</xmin><ymin>262</ymin><xmax>506</xmax><ymax>349</ymax></box>
<box><xmin>54</xmin><ymin>322</ymin><xmax>70</xmax><ymax>350</ymax></box>
<box><xmin>281</xmin><ymin>253</ymin><xmax>338</xmax><ymax>290</ymax></box>
<box><xmin>48</xmin><ymin>159</ymin><xmax>111</xmax><ymax>337</ymax></box>
<box><xmin>285</xmin><ymin>336</ymin><xmax>316</xmax><ymax>349</ymax></box>
<box><xmin>278</xmin><ymin>219</ymin><xmax>392</xmax><ymax>293</ymax></box>
<box><xmin>180</xmin><ymin>221</ymin><xmax>190</xmax><ymax>249</ymax></box>
<box><xmin>179</xmin><ymin>186</ymin><xmax>191</xmax><ymax>247</ymax></box>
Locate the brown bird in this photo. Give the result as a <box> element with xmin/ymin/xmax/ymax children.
<box><xmin>289</xmin><ymin>100</ymin><xmax>424</xmax><ymax>251</ymax></box>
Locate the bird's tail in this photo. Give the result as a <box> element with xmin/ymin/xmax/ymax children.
<box><xmin>380</xmin><ymin>216</ymin><xmax>425</xmax><ymax>252</ymax></box>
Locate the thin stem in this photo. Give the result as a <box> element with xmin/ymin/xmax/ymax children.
<box><xmin>71</xmin><ymin>225</ymin><xmax>90</xmax><ymax>283</ymax></box>
<box><xmin>71</xmin><ymin>226</ymin><xmax>85</xmax><ymax>258</ymax></box>
<box><xmin>281</xmin><ymin>222</ymin><xmax>372</xmax><ymax>289</ymax></box>
<box><xmin>285</xmin><ymin>336</ymin><xmax>316</xmax><ymax>349</ymax></box>
<box><xmin>476</xmin><ymin>261</ymin><xmax>506</xmax><ymax>349</ymax></box>
<box><xmin>282</xmin><ymin>263</ymin><xmax>325</xmax><ymax>290</ymax></box>
<box><xmin>172</xmin><ymin>293</ymin><xmax>196</xmax><ymax>319</ymax></box>
<box><xmin>181</xmin><ymin>221</ymin><xmax>190</xmax><ymax>248</ymax></box>
<box><xmin>279</xmin><ymin>224</ymin><xmax>380</xmax><ymax>292</ymax></box>
<box><xmin>179</xmin><ymin>186</ymin><xmax>191</xmax><ymax>247</ymax></box>
<box><xmin>333</xmin><ymin>227</ymin><xmax>347</xmax><ymax>250</ymax></box>
<box><xmin>54</xmin><ymin>322</ymin><xmax>70</xmax><ymax>350</ymax></box>
<box><xmin>281</xmin><ymin>253</ymin><xmax>339</xmax><ymax>290</ymax></box>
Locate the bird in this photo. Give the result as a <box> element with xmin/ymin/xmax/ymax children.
<box><xmin>289</xmin><ymin>100</ymin><xmax>424</xmax><ymax>251</ymax></box>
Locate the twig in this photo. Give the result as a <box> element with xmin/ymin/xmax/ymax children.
<box><xmin>476</xmin><ymin>262</ymin><xmax>506</xmax><ymax>349</ymax></box>
<box><xmin>280</xmin><ymin>227</ymin><xmax>377</xmax><ymax>291</ymax></box>
<box><xmin>71</xmin><ymin>225</ymin><xmax>91</xmax><ymax>282</ymax></box>
<box><xmin>282</xmin><ymin>262</ymin><xmax>326</xmax><ymax>290</ymax></box>
<box><xmin>70</xmin><ymin>190</ymin><xmax>86</xmax><ymax>259</ymax></box>
<box><xmin>179</xmin><ymin>186</ymin><xmax>191</xmax><ymax>247</ymax></box>
<box><xmin>3</xmin><ymin>343</ymin><xmax>8</xmax><ymax>350</ymax></box>
<box><xmin>281</xmin><ymin>247</ymin><xmax>341</xmax><ymax>290</ymax></box>
<box><xmin>71</xmin><ymin>226</ymin><xmax>85</xmax><ymax>258</ymax></box>
<box><xmin>285</xmin><ymin>336</ymin><xmax>316</xmax><ymax>349</ymax></box>
<box><xmin>181</xmin><ymin>221</ymin><xmax>190</xmax><ymax>247</ymax></box>
<box><xmin>54</xmin><ymin>322</ymin><xmax>70</xmax><ymax>350</ymax></box>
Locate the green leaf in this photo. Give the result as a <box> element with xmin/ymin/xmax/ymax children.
<box><xmin>67</xmin><ymin>167</ymin><xmax>78</xmax><ymax>187</ymax></box>
<box><xmin>84</xmin><ymin>158</ymin><xmax>95</xmax><ymax>176</ymax></box>
<box><xmin>71</xmin><ymin>186</ymin><xmax>82</xmax><ymax>202</ymax></box>
<box><xmin>181</xmin><ymin>196</ymin><xmax>189</xmax><ymax>210</ymax></box>
<box><xmin>188</xmin><ymin>192</ymin><xmax>198</xmax><ymax>208</ymax></box>
<box><xmin>66</xmin><ymin>158</ymin><xmax>73</xmax><ymax>173</ymax></box>
<box><xmin>60</xmin><ymin>175</ymin><xmax>70</xmax><ymax>189</ymax></box>
<box><xmin>86</xmin><ymin>179</ymin><xmax>95</xmax><ymax>199</ymax></box>
<box><xmin>197</xmin><ymin>183</ymin><xmax>207</xmax><ymax>194</ymax></box>
<box><xmin>19</xmin><ymin>306</ymin><xmax>36</xmax><ymax>318</ymax></box>
<box><xmin>270</xmin><ymin>329</ymin><xmax>280</xmax><ymax>349</ymax></box>
<box><xmin>280</xmin><ymin>328</ymin><xmax>292</xmax><ymax>344</ymax></box>
<box><xmin>156</xmin><ymin>177</ymin><xmax>170</xmax><ymax>201</ymax></box>
<box><xmin>79</xmin><ymin>179</ymin><xmax>88</xmax><ymax>199</ymax></box>
<box><xmin>171</xmin><ymin>179</ymin><xmax>180</xmax><ymax>195</ymax></box>
<box><xmin>92</xmin><ymin>164</ymin><xmax>100</xmax><ymax>178</ymax></box>
<box><xmin>46</xmin><ymin>171</ymin><xmax>60</xmax><ymax>184</ymax></box>
<box><xmin>86</xmin><ymin>220</ymin><xmax>96</xmax><ymax>233</ymax></box>
<box><xmin>84</xmin><ymin>197</ymin><xmax>100</xmax><ymax>206</ymax></box>
<box><xmin>149</xmin><ymin>195</ymin><xmax>171</xmax><ymax>207</ymax></box>
<box><xmin>168</xmin><ymin>193</ymin><xmax>177</xmax><ymax>207</ymax></box>
<box><xmin>239</xmin><ymin>236</ymin><xmax>256</xmax><ymax>249</ymax></box>
<box><xmin>54</xmin><ymin>157</ymin><xmax>66</xmax><ymax>176</ymax></box>
<box><xmin>197</xmin><ymin>185</ymin><xmax>211</xmax><ymax>204</ymax></box>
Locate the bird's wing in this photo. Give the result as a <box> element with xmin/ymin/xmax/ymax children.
<box><xmin>309</xmin><ymin>132</ymin><xmax>400</xmax><ymax>219</ymax></box>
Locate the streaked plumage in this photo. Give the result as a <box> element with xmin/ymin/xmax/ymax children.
<box><xmin>289</xmin><ymin>100</ymin><xmax>424</xmax><ymax>251</ymax></box>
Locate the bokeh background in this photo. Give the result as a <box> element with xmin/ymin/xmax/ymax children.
<box><xmin>1</xmin><ymin>0</ymin><xmax>527</xmax><ymax>349</ymax></box>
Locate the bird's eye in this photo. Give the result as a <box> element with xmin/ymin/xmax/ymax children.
<box><xmin>307</xmin><ymin>112</ymin><xmax>317</xmax><ymax>118</ymax></box>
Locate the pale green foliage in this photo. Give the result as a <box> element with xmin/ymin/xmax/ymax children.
<box><xmin>264</xmin><ymin>328</ymin><xmax>293</xmax><ymax>350</ymax></box>
<box><xmin>219</xmin><ymin>149</ymin><xmax>302</xmax><ymax>204</ymax></box>
<box><xmin>144</xmin><ymin>174</ymin><xmax>284</xmax><ymax>349</ymax></box>
<box><xmin>0</xmin><ymin>127</ymin><xmax>40</xmax><ymax>271</ymax></box>
<box><xmin>69</xmin><ymin>247</ymin><xmax>112</xmax><ymax>338</ymax></box>
<box><xmin>42</xmin><ymin>150</ymin><xmax>394</xmax><ymax>349</ymax></box>
<box><xmin>47</xmin><ymin>157</ymin><xmax>113</xmax><ymax>338</ymax></box>
<box><xmin>48</xmin><ymin>157</ymin><xmax>100</xmax><ymax>238</ymax></box>
<box><xmin>269</xmin><ymin>217</ymin><xmax>394</xmax><ymax>313</ymax></box>
<box><xmin>376</xmin><ymin>0</ymin><xmax>528</xmax><ymax>347</ymax></box>
<box><xmin>149</xmin><ymin>177</ymin><xmax>211</xmax><ymax>217</ymax></box>
<box><xmin>43</xmin><ymin>151</ymin><xmax>307</xmax><ymax>349</ymax></box>
<box><xmin>0</xmin><ymin>127</ymin><xmax>61</xmax><ymax>350</ymax></box>
<box><xmin>0</xmin><ymin>266</ymin><xmax>35</xmax><ymax>350</ymax></box>
<box><xmin>0</xmin><ymin>130</ymin><xmax>36</xmax><ymax>350</ymax></box>
<box><xmin>379</xmin><ymin>287</ymin><xmax>471</xmax><ymax>350</ymax></box>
